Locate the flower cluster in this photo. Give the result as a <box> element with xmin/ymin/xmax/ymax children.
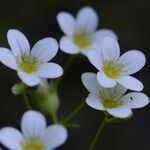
<box><xmin>0</xmin><ymin>6</ymin><xmax>149</xmax><ymax>150</ymax></box>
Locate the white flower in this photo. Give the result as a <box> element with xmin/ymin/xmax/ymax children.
<box><xmin>57</xmin><ymin>6</ymin><xmax>117</xmax><ymax>55</ymax></box>
<box><xmin>0</xmin><ymin>110</ymin><xmax>68</xmax><ymax>150</ymax></box>
<box><xmin>87</xmin><ymin>36</ymin><xmax>146</xmax><ymax>91</ymax></box>
<box><xmin>82</xmin><ymin>72</ymin><xmax>149</xmax><ymax>118</ymax></box>
<box><xmin>0</xmin><ymin>29</ymin><xmax>63</xmax><ymax>86</ymax></box>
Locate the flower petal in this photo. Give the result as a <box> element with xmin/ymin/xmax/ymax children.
<box><xmin>81</xmin><ymin>72</ymin><xmax>102</xmax><ymax>95</ymax></box>
<box><xmin>36</xmin><ymin>63</ymin><xmax>63</xmax><ymax>78</ymax></box>
<box><xmin>87</xmin><ymin>50</ymin><xmax>103</xmax><ymax>70</ymax></box>
<box><xmin>0</xmin><ymin>127</ymin><xmax>23</xmax><ymax>150</ymax></box>
<box><xmin>17</xmin><ymin>70</ymin><xmax>40</xmax><ymax>86</ymax></box>
<box><xmin>97</xmin><ymin>72</ymin><xmax>117</xmax><ymax>88</ymax></box>
<box><xmin>119</xmin><ymin>50</ymin><xmax>146</xmax><ymax>75</ymax></box>
<box><xmin>43</xmin><ymin>124</ymin><xmax>68</xmax><ymax>149</ymax></box>
<box><xmin>104</xmin><ymin>84</ymin><xmax>127</xmax><ymax>100</ymax></box>
<box><xmin>93</xmin><ymin>29</ymin><xmax>118</xmax><ymax>43</ymax></box>
<box><xmin>7</xmin><ymin>29</ymin><xmax>30</xmax><ymax>56</ymax></box>
<box><xmin>107</xmin><ymin>106</ymin><xmax>132</xmax><ymax>118</ymax></box>
<box><xmin>31</xmin><ymin>38</ymin><xmax>58</xmax><ymax>62</ymax></box>
<box><xmin>21</xmin><ymin>110</ymin><xmax>46</xmax><ymax>138</ymax></box>
<box><xmin>0</xmin><ymin>48</ymin><xmax>17</xmax><ymax>70</ymax></box>
<box><xmin>60</xmin><ymin>36</ymin><xmax>80</xmax><ymax>54</ymax></box>
<box><xmin>57</xmin><ymin>12</ymin><xmax>76</xmax><ymax>36</ymax></box>
<box><xmin>77</xmin><ymin>6</ymin><xmax>98</xmax><ymax>32</ymax></box>
<box><xmin>86</xmin><ymin>94</ymin><xmax>105</xmax><ymax>110</ymax></box>
<box><xmin>122</xmin><ymin>92</ymin><xmax>149</xmax><ymax>109</ymax></box>
<box><xmin>98</xmin><ymin>36</ymin><xmax>120</xmax><ymax>61</ymax></box>
<box><xmin>116</xmin><ymin>75</ymin><xmax>143</xmax><ymax>91</ymax></box>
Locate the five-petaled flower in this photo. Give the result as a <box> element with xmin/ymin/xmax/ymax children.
<box><xmin>0</xmin><ymin>29</ymin><xmax>63</xmax><ymax>86</ymax></box>
<box><xmin>82</xmin><ymin>72</ymin><xmax>149</xmax><ymax>118</ymax></box>
<box><xmin>87</xmin><ymin>36</ymin><xmax>146</xmax><ymax>91</ymax></box>
<box><xmin>0</xmin><ymin>110</ymin><xmax>68</xmax><ymax>150</ymax></box>
<box><xmin>57</xmin><ymin>6</ymin><xmax>117</xmax><ymax>55</ymax></box>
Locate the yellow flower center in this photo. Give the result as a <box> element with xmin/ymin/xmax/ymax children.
<box><xmin>102</xmin><ymin>61</ymin><xmax>124</xmax><ymax>78</ymax></box>
<box><xmin>73</xmin><ymin>31</ymin><xmax>92</xmax><ymax>49</ymax></box>
<box><xmin>100</xmin><ymin>94</ymin><xmax>122</xmax><ymax>108</ymax></box>
<box><xmin>17</xmin><ymin>53</ymin><xmax>40</xmax><ymax>73</ymax></box>
<box><xmin>22</xmin><ymin>139</ymin><xmax>45</xmax><ymax>150</ymax></box>
<box><xmin>99</xmin><ymin>92</ymin><xmax>123</xmax><ymax>108</ymax></box>
<box><xmin>103</xmin><ymin>99</ymin><xmax>119</xmax><ymax>108</ymax></box>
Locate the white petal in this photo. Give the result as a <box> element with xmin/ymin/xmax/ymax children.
<box><xmin>60</xmin><ymin>36</ymin><xmax>80</xmax><ymax>54</ymax></box>
<box><xmin>43</xmin><ymin>124</ymin><xmax>68</xmax><ymax>149</ymax></box>
<box><xmin>17</xmin><ymin>70</ymin><xmax>40</xmax><ymax>86</ymax></box>
<box><xmin>31</xmin><ymin>38</ymin><xmax>58</xmax><ymax>62</ymax></box>
<box><xmin>0</xmin><ymin>127</ymin><xmax>23</xmax><ymax>150</ymax></box>
<box><xmin>105</xmin><ymin>84</ymin><xmax>127</xmax><ymax>100</ymax></box>
<box><xmin>86</xmin><ymin>94</ymin><xmax>105</xmax><ymax>110</ymax></box>
<box><xmin>0</xmin><ymin>48</ymin><xmax>17</xmax><ymax>70</ymax></box>
<box><xmin>93</xmin><ymin>29</ymin><xmax>118</xmax><ymax>43</ymax></box>
<box><xmin>122</xmin><ymin>92</ymin><xmax>149</xmax><ymax>109</ymax></box>
<box><xmin>99</xmin><ymin>36</ymin><xmax>120</xmax><ymax>61</ymax></box>
<box><xmin>57</xmin><ymin>12</ymin><xmax>76</xmax><ymax>36</ymax></box>
<box><xmin>87</xmin><ymin>50</ymin><xmax>103</xmax><ymax>70</ymax></box>
<box><xmin>36</xmin><ymin>63</ymin><xmax>63</xmax><ymax>78</ymax></box>
<box><xmin>7</xmin><ymin>29</ymin><xmax>30</xmax><ymax>56</ymax></box>
<box><xmin>119</xmin><ymin>50</ymin><xmax>146</xmax><ymax>75</ymax></box>
<box><xmin>97</xmin><ymin>72</ymin><xmax>117</xmax><ymax>88</ymax></box>
<box><xmin>77</xmin><ymin>6</ymin><xmax>98</xmax><ymax>32</ymax></box>
<box><xmin>107</xmin><ymin>106</ymin><xmax>132</xmax><ymax>118</ymax></box>
<box><xmin>117</xmin><ymin>76</ymin><xmax>143</xmax><ymax>91</ymax></box>
<box><xmin>21</xmin><ymin>110</ymin><xmax>46</xmax><ymax>138</ymax></box>
<box><xmin>81</xmin><ymin>72</ymin><xmax>102</xmax><ymax>95</ymax></box>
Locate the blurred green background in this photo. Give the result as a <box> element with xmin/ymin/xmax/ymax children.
<box><xmin>0</xmin><ymin>0</ymin><xmax>150</xmax><ymax>149</ymax></box>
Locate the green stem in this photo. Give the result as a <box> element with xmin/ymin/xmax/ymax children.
<box><xmin>61</xmin><ymin>101</ymin><xmax>85</xmax><ymax>124</ymax></box>
<box><xmin>22</xmin><ymin>88</ymin><xmax>31</xmax><ymax>110</ymax></box>
<box><xmin>63</xmin><ymin>55</ymin><xmax>76</xmax><ymax>73</ymax></box>
<box><xmin>89</xmin><ymin>114</ymin><xmax>108</xmax><ymax>150</ymax></box>
<box><xmin>55</xmin><ymin>55</ymin><xmax>77</xmax><ymax>87</ymax></box>
<box><xmin>50</xmin><ymin>111</ymin><xmax>58</xmax><ymax>123</ymax></box>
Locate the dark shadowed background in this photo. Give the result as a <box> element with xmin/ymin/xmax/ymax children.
<box><xmin>0</xmin><ymin>0</ymin><xmax>150</xmax><ymax>150</ymax></box>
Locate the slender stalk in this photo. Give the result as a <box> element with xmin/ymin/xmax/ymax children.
<box><xmin>63</xmin><ymin>55</ymin><xmax>77</xmax><ymax>74</ymax></box>
<box><xmin>89</xmin><ymin>114</ymin><xmax>108</xmax><ymax>150</ymax></box>
<box><xmin>61</xmin><ymin>101</ymin><xmax>85</xmax><ymax>124</ymax></box>
<box><xmin>50</xmin><ymin>111</ymin><xmax>58</xmax><ymax>123</ymax></box>
<box><xmin>55</xmin><ymin>55</ymin><xmax>77</xmax><ymax>87</ymax></box>
<box><xmin>22</xmin><ymin>88</ymin><xmax>31</xmax><ymax>110</ymax></box>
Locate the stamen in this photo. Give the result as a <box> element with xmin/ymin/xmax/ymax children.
<box><xmin>73</xmin><ymin>31</ymin><xmax>92</xmax><ymax>49</ymax></box>
<box><xmin>102</xmin><ymin>61</ymin><xmax>124</xmax><ymax>78</ymax></box>
<box><xmin>103</xmin><ymin>99</ymin><xmax>119</xmax><ymax>108</ymax></box>
<box><xmin>22</xmin><ymin>138</ymin><xmax>45</xmax><ymax>150</ymax></box>
<box><xmin>100</xmin><ymin>93</ymin><xmax>122</xmax><ymax>108</ymax></box>
<box><xmin>17</xmin><ymin>53</ymin><xmax>40</xmax><ymax>73</ymax></box>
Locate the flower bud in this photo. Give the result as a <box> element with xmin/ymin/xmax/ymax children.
<box><xmin>12</xmin><ymin>82</ymin><xmax>26</xmax><ymax>95</ymax></box>
<box><xmin>35</xmin><ymin>81</ymin><xmax>60</xmax><ymax>115</ymax></box>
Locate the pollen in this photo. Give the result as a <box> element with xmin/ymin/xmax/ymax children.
<box><xmin>22</xmin><ymin>138</ymin><xmax>45</xmax><ymax>150</ymax></box>
<box><xmin>17</xmin><ymin>53</ymin><xmax>40</xmax><ymax>73</ymax></box>
<box><xmin>73</xmin><ymin>31</ymin><xmax>92</xmax><ymax>49</ymax></box>
<box><xmin>100</xmin><ymin>95</ymin><xmax>122</xmax><ymax>108</ymax></box>
<box><xmin>103</xmin><ymin>99</ymin><xmax>119</xmax><ymax>108</ymax></box>
<box><xmin>102</xmin><ymin>61</ymin><xmax>124</xmax><ymax>78</ymax></box>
